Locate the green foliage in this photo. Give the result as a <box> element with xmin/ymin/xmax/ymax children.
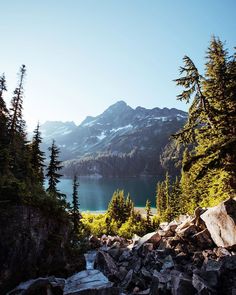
<box><xmin>46</xmin><ymin>140</ymin><xmax>65</xmax><ymax>200</ymax></box>
<box><xmin>174</xmin><ymin>37</ymin><xmax>236</xmax><ymax>210</ymax></box>
<box><xmin>107</xmin><ymin>189</ymin><xmax>134</xmax><ymax>226</ymax></box>
<box><xmin>70</xmin><ymin>174</ymin><xmax>81</xmax><ymax>235</ymax></box>
<box><xmin>145</xmin><ymin>199</ymin><xmax>152</xmax><ymax>231</ymax></box>
<box><xmin>30</xmin><ymin>123</ymin><xmax>45</xmax><ymax>184</ymax></box>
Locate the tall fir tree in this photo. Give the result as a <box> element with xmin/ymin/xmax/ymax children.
<box><xmin>145</xmin><ymin>199</ymin><xmax>152</xmax><ymax>231</ymax></box>
<box><xmin>9</xmin><ymin>65</ymin><xmax>26</xmax><ymax>139</ymax></box>
<box><xmin>46</xmin><ymin>140</ymin><xmax>64</xmax><ymax>199</ymax></box>
<box><xmin>30</xmin><ymin>123</ymin><xmax>45</xmax><ymax>184</ymax></box>
<box><xmin>0</xmin><ymin>73</ymin><xmax>9</xmax><ymax>178</ymax></box>
<box><xmin>174</xmin><ymin>37</ymin><xmax>236</xmax><ymax>209</ymax></box>
<box><xmin>71</xmin><ymin>174</ymin><xmax>81</xmax><ymax>233</ymax></box>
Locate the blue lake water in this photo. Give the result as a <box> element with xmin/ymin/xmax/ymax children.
<box><xmin>54</xmin><ymin>177</ymin><xmax>158</xmax><ymax>211</ymax></box>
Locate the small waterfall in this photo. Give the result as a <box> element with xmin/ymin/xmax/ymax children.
<box><xmin>84</xmin><ymin>250</ymin><xmax>97</xmax><ymax>270</ymax></box>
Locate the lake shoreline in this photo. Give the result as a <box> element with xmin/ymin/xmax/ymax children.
<box><xmin>81</xmin><ymin>206</ymin><xmax>157</xmax><ymax>216</ymax></box>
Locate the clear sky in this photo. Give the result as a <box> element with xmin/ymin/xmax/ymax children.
<box><xmin>0</xmin><ymin>0</ymin><xmax>235</xmax><ymax>130</ymax></box>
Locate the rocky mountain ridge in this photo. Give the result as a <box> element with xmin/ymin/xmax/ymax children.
<box><xmin>39</xmin><ymin>101</ymin><xmax>187</xmax><ymax>177</ymax></box>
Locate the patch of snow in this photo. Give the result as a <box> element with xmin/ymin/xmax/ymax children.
<box><xmin>177</xmin><ymin>114</ymin><xmax>187</xmax><ymax>118</ymax></box>
<box><xmin>97</xmin><ymin>131</ymin><xmax>106</xmax><ymax>140</ymax></box>
<box><xmin>110</xmin><ymin>124</ymin><xmax>133</xmax><ymax>133</ymax></box>
<box><xmin>82</xmin><ymin>119</ymin><xmax>97</xmax><ymax>127</ymax></box>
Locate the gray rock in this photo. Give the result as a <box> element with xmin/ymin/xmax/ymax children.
<box><xmin>64</xmin><ymin>270</ymin><xmax>119</xmax><ymax>295</ymax></box>
<box><xmin>200</xmin><ymin>198</ymin><xmax>236</xmax><ymax>248</ymax></box>
<box><xmin>135</xmin><ymin>232</ymin><xmax>161</xmax><ymax>250</ymax></box>
<box><xmin>7</xmin><ymin>277</ymin><xmax>65</xmax><ymax>295</ymax></box>
<box><xmin>94</xmin><ymin>250</ymin><xmax>118</xmax><ymax>277</ymax></box>
<box><xmin>171</xmin><ymin>270</ymin><xmax>196</xmax><ymax>295</ymax></box>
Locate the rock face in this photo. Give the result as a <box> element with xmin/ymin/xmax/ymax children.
<box><xmin>0</xmin><ymin>204</ymin><xmax>85</xmax><ymax>294</ymax></box>
<box><xmin>201</xmin><ymin>198</ymin><xmax>236</xmax><ymax>248</ymax></box>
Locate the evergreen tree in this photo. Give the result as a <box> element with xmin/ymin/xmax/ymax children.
<box><xmin>124</xmin><ymin>193</ymin><xmax>134</xmax><ymax>221</ymax></box>
<box><xmin>30</xmin><ymin>123</ymin><xmax>45</xmax><ymax>184</ymax></box>
<box><xmin>145</xmin><ymin>199</ymin><xmax>152</xmax><ymax>231</ymax></box>
<box><xmin>0</xmin><ymin>73</ymin><xmax>9</xmax><ymax>177</ymax></box>
<box><xmin>71</xmin><ymin>174</ymin><xmax>81</xmax><ymax>233</ymax></box>
<box><xmin>46</xmin><ymin>140</ymin><xmax>64</xmax><ymax>199</ymax></box>
<box><xmin>156</xmin><ymin>181</ymin><xmax>165</xmax><ymax>217</ymax></box>
<box><xmin>9</xmin><ymin>65</ymin><xmax>26</xmax><ymax>139</ymax></box>
<box><xmin>174</xmin><ymin>37</ymin><xmax>236</xmax><ymax>208</ymax></box>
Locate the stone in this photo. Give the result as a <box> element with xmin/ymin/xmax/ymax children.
<box><xmin>192</xmin><ymin>273</ymin><xmax>216</xmax><ymax>294</ymax></box>
<box><xmin>7</xmin><ymin>278</ymin><xmax>50</xmax><ymax>295</ymax></box>
<box><xmin>200</xmin><ymin>198</ymin><xmax>236</xmax><ymax>248</ymax></box>
<box><xmin>121</xmin><ymin>269</ymin><xmax>134</xmax><ymax>289</ymax></box>
<box><xmin>135</xmin><ymin>232</ymin><xmax>161</xmax><ymax>250</ymax></box>
<box><xmin>162</xmin><ymin>255</ymin><xmax>175</xmax><ymax>270</ymax></box>
<box><xmin>84</xmin><ymin>251</ymin><xmax>97</xmax><ymax>270</ymax></box>
<box><xmin>94</xmin><ymin>250</ymin><xmax>118</xmax><ymax>278</ymax></box>
<box><xmin>176</xmin><ymin>224</ymin><xmax>198</xmax><ymax>239</ymax></box>
<box><xmin>192</xmin><ymin>228</ymin><xmax>214</xmax><ymax>249</ymax></box>
<box><xmin>64</xmin><ymin>269</ymin><xmax>119</xmax><ymax>295</ymax></box>
<box><xmin>171</xmin><ymin>270</ymin><xmax>196</xmax><ymax>295</ymax></box>
<box><xmin>89</xmin><ymin>235</ymin><xmax>101</xmax><ymax>249</ymax></box>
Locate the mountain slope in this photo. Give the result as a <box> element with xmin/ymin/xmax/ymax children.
<box><xmin>40</xmin><ymin>101</ymin><xmax>187</xmax><ymax>177</ymax></box>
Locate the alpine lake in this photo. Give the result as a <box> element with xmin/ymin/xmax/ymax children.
<box><xmin>55</xmin><ymin>177</ymin><xmax>159</xmax><ymax>212</ymax></box>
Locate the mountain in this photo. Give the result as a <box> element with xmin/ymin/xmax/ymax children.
<box><xmin>40</xmin><ymin>101</ymin><xmax>187</xmax><ymax>177</ymax></box>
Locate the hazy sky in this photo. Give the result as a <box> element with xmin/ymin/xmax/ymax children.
<box><xmin>1</xmin><ymin>0</ymin><xmax>235</xmax><ymax>130</ymax></box>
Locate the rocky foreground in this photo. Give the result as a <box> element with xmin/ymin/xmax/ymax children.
<box><xmin>8</xmin><ymin>198</ymin><xmax>236</xmax><ymax>295</ymax></box>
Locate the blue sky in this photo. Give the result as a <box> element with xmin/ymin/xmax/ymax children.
<box><xmin>0</xmin><ymin>0</ymin><xmax>235</xmax><ymax>130</ymax></box>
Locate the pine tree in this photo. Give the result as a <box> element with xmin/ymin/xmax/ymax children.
<box><xmin>174</xmin><ymin>37</ymin><xmax>236</xmax><ymax>208</ymax></box>
<box><xmin>9</xmin><ymin>65</ymin><xmax>26</xmax><ymax>139</ymax></box>
<box><xmin>124</xmin><ymin>193</ymin><xmax>134</xmax><ymax>221</ymax></box>
<box><xmin>0</xmin><ymin>73</ymin><xmax>9</xmax><ymax>177</ymax></box>
<box><xmin>156</xmin><ymin>181</ymin><xmax>165</xmax><ymax>217</ymax></box>
<box><xmin>30</xmin><ymin>123</ymin><xmax>45</xmax><ymax>184</ymax></box>
<box><xmin>145</xmin><ymin>199</ymin><xmax>152</xmax><ymax>231</ymax></box>
<box><xmin>71</xmin><ymin>174</ymin><xmax>81</xmax><ymax>233</ymax></box>
<box><xmin>107</xmin><ymin>190</ymin><xmax>127</xmax><ymax>225</ymax></box>
<box><xmin>46</xmin><ymin>140</ymin><xmax>64</xmax><ymax>199</ymax></box>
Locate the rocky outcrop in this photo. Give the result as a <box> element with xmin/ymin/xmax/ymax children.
<box><xmin>0</xmin><ymin>204</ymin><xmax>85</xmax><ymax>294</ymax></box>
<box><xmin>6</xmin><ymin>199</ymin><xmax>236</xmax><ymax>294</ymax></box>
<box><xmin>200</xmin><ymin>198</ymin><xmax>236</xmax><ymax>248</ymax></box>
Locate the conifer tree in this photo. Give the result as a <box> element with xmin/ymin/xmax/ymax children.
<box><xmin>30</xmin><ymin>123</ymin><xmax>45</xmax><ymax>184</ymax></box>
<box><xmin>156</xmin><ymin>181</ymin><xmax>165</xmax><ymax>217</ymax></box>
<box><xmin>145</xmin><ymin>199</ymin><xmax>152</xmax><ymax>231</ymax></box>
<box><xmin>46</xmin><ymin>140</ymin><xmax>64</xmax><ymax>199</ymax></box>
<box><xmin>0</xmin><ymin>73</ymin><xmax>9</xmax><ymax>177</ymax></box>
<box><xmin>71</xmin><ymin>174</ymin><xmax>81</xmax><ymax>233</ymax></box>
<box><xmin>174</xmin><ymin>37</ymin><xmax>236</xmax><ymax>208</ymax></box>
<box><xmin>9</xmin><ymin>65</ymin><xmax>26</xmax><ymax>139</ymax></box>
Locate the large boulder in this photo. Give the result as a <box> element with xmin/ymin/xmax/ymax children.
<box><xmin>94</xmin><ymin>251</ymin><xmax>118</xmax><ymax>279</ymax></box>
<box><xmin>64</xmin><ymin>270</ymin><xmax>119</xmax><ymax>295</ymax></box>
<box><xmin>200</xmin><ymin>198</ymin><xmax>236</xmax><ymax>248</ymax></box>
<box><xmin>7</xmin><ymin>277</ymin><xmax>65</xmax><ymax>295</ymax></box>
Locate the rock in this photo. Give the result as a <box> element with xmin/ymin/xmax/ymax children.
<box><xmin>192</xmin><ymin>228</ymin><xmax>214</xmax><ymax>249</ymax></box>
<box><xmin>192</xmin><ymin>273</ymin><xmax>216</xmax><ymax>294</ymax></box>
<box><xmin>162</xmin><ymin>255</ymin><xmax>175</xmax><ymax>270</ymax></box>
<box><xmin>7</xmin><ymin>277</ymin><xmax>65</xmax><ymax>295</ymax></box>
<box><xmin>135</xmin><ymin>232</ymin><xmax>161</xmax><ymax>250</ymax></box>
<box><xmin>159</xmin><ymin>221</ymin><xmax>179</xmax><ymax>237</ymax></box>
<box><xmin>121</xmin><ymin>269</ymin><xmax>134</xmax><ymax>289</ymax></box>
<box><xmin>94</xmin><ymin>251</ymin><xmax>118</xmax><ymax>279</ymax></box>
<box><xmin>171</xmin><ymin>271</ymin><xmax>196</xmax><ymax>295</ymax></box>
<box><xmin>176</xmin><ymin>224</ymin><xmax>198</xmax><ymax>239</ymax></box>
<box><xmin>84</xmin><ymin>251</ymin><xmax>97</xmax><ymax>270</ymax></box>
<box><xmin>200</xmin><ymin>198</ymin><xmax>236</xmax><ymax>248</ymax></box>
<box><xmin>89</xmin><ymin>236</ymin><xmax>101</xmax><ymax>249</ymax></box>
<box><xmin>64</xmin><ymin>269</ymin><xmax>119</xmax><ymax>295</ymax></box>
